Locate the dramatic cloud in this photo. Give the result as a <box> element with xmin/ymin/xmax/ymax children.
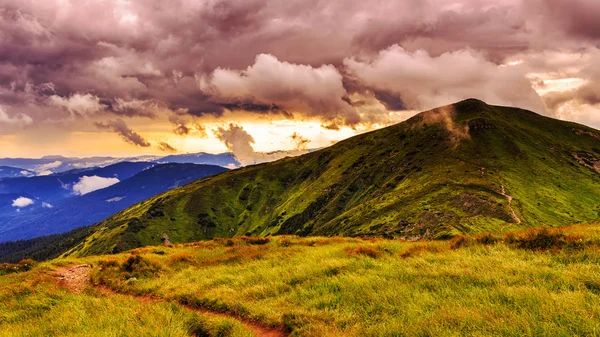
<box><xmin>169</xmin><ymin>114</ymin><xmax>207</xmax><ymax>137</ymax></box>
<box><xmin>200</xmin><ymin>54</ymin><xmax>358</xmax><ymax>125</ymax></box>
<box><xmin>2</xmin><ymin>0</ymin><xmax>600</xmax><ymax>154</ymax></box>
<box><xmin>344</xmin><ymin>45</ymin><xmax>546</xmax><ymax>114</ymax></box>
<box><xmin>214</xmin><ymin>124</ymin><xmax>306</xmax><ymax>165</ymax></box>
<box><xmin>95</xmin><ymin>119</ymin><xmax>151</xmax><ymax>147</ymax></box>
<box><xmin>72</xmin><ymin>176</ymin><xmax>120</xmax><ymax>196</ymax></box>
<box><xmin>50</xmin><ymin>93</ymin><xmax>106</xmax><ymax>119</ymax></box>
<box><xmin>12</xmin><ymin>197</ymin><xmax>34</xmax><ymax>208</ymax></box>
<box><xmin>157</xmin><ymin>141</ymin><xmax>177</xmax><ymax>153</ymax></box>
<box><xmin>0</xmin><ymin>106</ymin><xmax>33</xmax><ymax>128</ymax></box>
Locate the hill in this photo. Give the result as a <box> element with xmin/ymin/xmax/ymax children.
<box><xmin>4</xmin><ymin>99</ymin><xmax>600</xmax><ymax>258</ymax></box>
<box><xmin>0</xmin><ymin>164</ymin><xmax>228</xmax><ymax>243</ymax></box>
<box><xmin>0</xmin><ymin>152</ymin><xmax>238</xmax><ymax>175</ymax></box>
<box><xmin>0</xmin><ymin>166</ymin><xmax>34</xmax><ymax>179</ymax></box>
<box><xmin>157</xmin><ymin>152</ymin><xmax>240</xmax><ymax>167</ymax></box>
<box><xmin>0</xmin><ymin>161</ymin><xmax>153</xmax><ymax>203</ymax></box>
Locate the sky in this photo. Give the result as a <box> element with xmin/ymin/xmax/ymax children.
<box><xmin>1</xmin><ymin>0</ymin><xmax>599</xmax><ymax>159</ymax></box>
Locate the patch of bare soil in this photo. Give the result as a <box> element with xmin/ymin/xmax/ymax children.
<box><xmin>55</xmin><ymin>264</ymin><xmax>91</xmax><ymax>294</ymax></box>
<box><xmin>501</xmin><ymin>185</ymin><xmax>522</xmax><ymax>224</ymax></box>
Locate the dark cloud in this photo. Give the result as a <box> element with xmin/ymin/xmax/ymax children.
<box><xmin>1</xmin><ymin>0</ymin><xmax>600</xmax><ymax>137</ymax></box>
<box><xmin>157</xmin><ymin>141</ymin><xmax>177</xmax><ymax>153</ymax></box>
<box><xmin>372</xmin><ymin>90</ymin><xmax>407</xmax><ymax>111</ymax></box>
<box><xmin>168</xmin><ymin>114</ymin><xmax>207</xmax><ymax>137</ymax></box>
<box><xmin>94</xmin><ymin>119</ymin><xmax>151</xmax><ymax>147</ymax></box>
<box><xmin>220</xmin><ymin>102</ymin><xmax>291</xmax><ymax>117</ymax></box>
<box><xmin>531</xmin><ymin>0</ymin><xmax>600</xmax><ymax>41</ymax></box>
<box><xmin>351</xmin><ymin>3</ymin><xmax>530</xmax><ymax>63</ymax></box>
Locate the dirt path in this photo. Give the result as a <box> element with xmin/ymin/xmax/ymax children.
<box><xmin>55</xmin><ymin>264</ymin><xmax>91</xmax><ymax>294</ymax></box>
<box><xmin>501</xmin><ymin>185</ymin><xmax>522</xmax><ymax>224</ymax></box>
<box><xmin>54</xmin><ymin>265</ymin><xmax>286</xmax><ymax>337</ymax></box>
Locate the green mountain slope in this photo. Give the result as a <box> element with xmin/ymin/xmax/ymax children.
<box><xmin>63</xmin><ymin>99</ymin><xmax>600</xmax><ymax>256</ymax></box>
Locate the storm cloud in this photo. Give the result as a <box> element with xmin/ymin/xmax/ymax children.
<box><xmin>1</xmin><ymin>0</ymin><xmax>599</xmax><ymax>150</ymax></box>
<box><xmin>94</xmin><ymin>119</ymin><xmax>151</xmax><ymax>147</ymax></box>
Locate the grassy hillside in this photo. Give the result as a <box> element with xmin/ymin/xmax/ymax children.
<box><xmin>0</xmin><ymin>265</ymin><xmax>255</xmax><ymax>336</ymax></box>
<box><xmin>58</xmin><ymin>99</ymin><xmax>600</xmax><ymax>256</ymax></box>
<box><xmin>3</xmin><ymin>224</ymin><xmax>600</xmax><ymax>336</ymax></box>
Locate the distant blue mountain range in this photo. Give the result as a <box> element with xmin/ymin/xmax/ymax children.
<box><xmin>0</xmin><ymin>163</ymin><xmax>227</xmax><ymax>242</ymax></box>
<box><xmin>0</xmin><ymin>152</ymin><xmax>237</xmax><ymax>242</ymax></box>
<box><xmin>0</xmin><ymin>152</ymin><xmax>240</xmax><ymax>175</ymax></box>
<box><xmin>0</xmin><ymin>166</ymin><xmax>35</xmax><ymax>179</ymax></box>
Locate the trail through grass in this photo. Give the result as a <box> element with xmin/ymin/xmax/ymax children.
<box><xmin>86</xmin><ymin>225</ymin><xmax>600</xmax><ymax>336</ymax></box>
<box><xmin>3</xmin><ymin>225</ymin><xmax>600</xmax><ymax>336</ymax></box>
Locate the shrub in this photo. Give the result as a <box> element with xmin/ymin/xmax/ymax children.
<box><xmin>121</xmin><ymin>254</ymin><xmax>162</xmax><ymax>278</ymax></box>
<box><xmin>399</xmin><ymin>243</ymin><xmax>442</xmax><ymax>258</ymax></box>
<box><xmin>240</xmin><ymin>236</ymin><xmax>270</xmax><ymax>245</ymax></box>
<box><xmin>512</xmin><ymin>228</ymin><xmax>585</xmax><ymax>251</ymax></box>
<box><xmin>169</xmin><ymin>253</ymin><xmax>194</xmax><ymax>265</ymax></box>
<box><xmin>0</xmin><ymin>259</ymin><xmax>36</xmax><ymax>275</ymax></box>
<box><xmin>450</xmin><ymin>236</ymin><xmax>475</xmax><ymax>249</ymax></box>
<box><xmin>476</xmin><ymin>234</ymin><xmax>499</xmax><ymax>245</ymax></box>
<box><xmin>345</xmin><ymin>246</ymin><xmax>382</xmax><ymax>258</ymax></box>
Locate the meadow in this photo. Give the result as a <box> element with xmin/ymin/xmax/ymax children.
<box><xmin>2</xmin><ymin>224</ymin><xmax>600</xmax><ymax>336</ymax></box>
<box><xmin>0</xmin><ymin>262</ymin><xmax>254</xmax><ymax>336</ymax></box>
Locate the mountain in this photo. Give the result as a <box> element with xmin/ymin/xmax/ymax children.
<box><xmin>3</xmin><ymin>99</ymin><xmax>600</xmax><ymax>259</ymax></box>
<box><xmin>156</xmin><ymin>152</ymin><xmax>239</xmax><ymax>167</ymax></box>
<box><xmin>0</xmin><ymin>162</ymin><xmax>154</xmax><ymax>203</ymax></box>
<box><xmin>0</xmin><ymin>152</ymin><xmax>240</xmax><ymax>176</ymax></box>
<box><xmin>0</xmin><ymin>156</ymin><xmax>150</xmax><ymax>175</ymax></box>
<box><xmin>0</xmin><ymin>166</ymin><xmax>34</xmax><ymax>179</ymax></box>
<box><xmin>0</xmin><ymin>163</ymin><xmax>228</xmax><ymax>242</ymax></box>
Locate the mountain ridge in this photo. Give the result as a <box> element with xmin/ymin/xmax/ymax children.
<box><xmin>2</xmin><ymin>99</ymin><xmax>599</xmax><ymax>260</ymax></box>
<box><xmin>0</xmin><ymin>163</ymin><xmax>228</xmax><ymax>242</ymax></box>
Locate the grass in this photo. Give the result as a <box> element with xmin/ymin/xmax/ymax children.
<box><xmin>0</xmin><ymin>263</ymin><xmax>254</xmax><ymax>336</ymax></box>
<box><xmin>34</xmin><ymin>223</ymin><xmax>594</xmax><ymax>336</ymax></box>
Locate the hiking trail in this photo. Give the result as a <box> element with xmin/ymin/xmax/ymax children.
<box><xmin>54</xmin><ymin>264</ymin><xmax>286</xmax><ymax>337</ymax></box>
<box><xmin>501</xmin><ymin>185</ymin><xmax>522</xmax><ymax>224</ymax></box>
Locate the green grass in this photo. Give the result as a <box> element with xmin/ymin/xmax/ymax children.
<box><xmin>3</xmin><ymin>224</ymin><xmax>600</xmax><ymax>335</ymax></box>
<box><xmin>66</xmin><ymin>224</ymin><xmax>600</xmax><ymax>336</ymax></box>
<box><xmin>0</xmin><ymin>263</ymin><xmax>254</xmax><ymax>336</ymax></box>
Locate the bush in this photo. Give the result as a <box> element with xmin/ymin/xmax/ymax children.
<box><xmin>169</xmin><ymin>253</ymin><xmax>194</xmax><ymax>265</ymax></box>
<box><xmin>476</xmin><ymin>234</ymin><xmax>499</xmax><ymax>245</ymax></box>
<box><xmin>345</xmin><ymin>246</ymin><xmax>382</xmax><ymax>258</ymax></box>
<box><xmin>0</xmin><ymin>259</ymin><xmax>36</xmax><ymax>275</ymax></box>
<box><xmin>399</xmin><ymin>244</ymin><xmax>441</xmax><ymax>258</ymax></box>
<box><xmin>121</xmin><ymin>254</ymin><xmax>162</xmax><ymax>278</ymax></box>
<box><xmin>450</xmin><ymin>236</ymin><xmax>474</xmax><ymax>249</ymax></box>
<box><xmin>512</xmin><ymin>228</ymin><xmax>585</xmax><ymax>251</ymax></box>
<box><xmin>240</xmin><ymin>236</ymin><xmax>270</xmax><ymax>245</ymax></box>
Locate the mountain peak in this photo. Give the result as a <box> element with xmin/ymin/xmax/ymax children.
<box><xmin>17</xmin><ymin>102</ymin><xmax>599</xmax><ymax>258</ymax></box>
